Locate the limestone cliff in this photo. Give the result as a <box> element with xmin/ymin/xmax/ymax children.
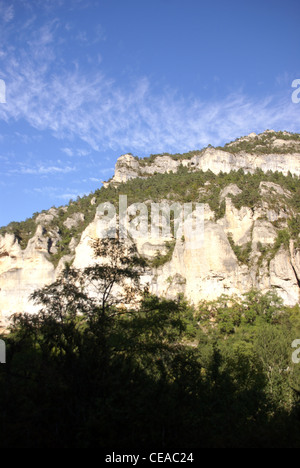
<box><xmin>1</xmin><ymin>130</ymin><xmax>300</xmax><ymax>326</ymax></box>
<box><xmin>107</xmin><ymin>130</ymin><xmax>300</xmax><ymax>186</ymax></box>
<box><xmin>71</xmin><ymin>180</ymin><xmax>300</xmax><ymax>307</ymax></box>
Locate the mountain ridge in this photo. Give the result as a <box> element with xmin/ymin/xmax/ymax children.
<box><xmin>105</xmin><ymin>129</ymin><xmax>300</xmax><ymax>186</ymax></box>
<box><xmin>1</xmin><ymin>129</ymin><xmax>300</xmax><ymax>327</ymax></box>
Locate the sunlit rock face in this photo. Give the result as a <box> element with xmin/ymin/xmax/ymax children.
<box><xmin>108</xmin><ymin>131</ymin><xmax>300</xmax><ymax>186</ymax></box>
<box><xmin>0</xmin><ymin>229</ymin><xmax>56</xmax><ymax>327</ymax></box>
<box><xmin>1</xmin><ymin>131</ymin><xmax>300</xmax><ymax>325</ymax></box>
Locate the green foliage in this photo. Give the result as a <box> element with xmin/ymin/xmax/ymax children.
<box><xmin>1</xmin><ymin>240</ymin><xmax>300</xmax><ymax>449</ymax></box>
<box><xmin>197</xmin><ymin>290</ymin><xmax>285</xmax><ymax>336</ymax></box>
<box><xmin>288</xmin><ymin>215</ymin><xmax>300</xmax><ymax>238</ymax></box>
<box><xmin>231</xmin><ymin>175</ymin><xmax>261</xmax><ymax>210</ymax></box>
<box><xmin>273</xmin><ymin>228</ymin><xmax>291</xmax><ymax>251</ymax></box>
<box><xmin>150</xmin><ymin>239</ymin><xmax>176</xmax><ymax>268</ymax></box>
<box><xmin>2</xmin><ymin>132</ymin><xmax>300</xmax><ymax>447</ymax></box>
<box><xmin>0</xmin><ymin>216</ymin><xmax>38</xmax><ymax>249</ymax></box>
<box><xmin>227</xmin><ymin>233</ymin><xmax>252</xmax><ymax>265</ymax></box>
<box><xmin>219</xmin><ymin>131</ymin><xmax>300</xmax><ymax>155</ymax></box>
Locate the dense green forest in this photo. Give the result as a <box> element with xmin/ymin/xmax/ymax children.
<box><xmin>1</xmin><ymin>236</ymin><xmax>300</xmax><ymax>448</ymax></box>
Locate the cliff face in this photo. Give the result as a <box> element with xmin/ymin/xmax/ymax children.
<box><xmin>1</xmin><ymin>130</ymin><xmax>300</xmax><ymax>326</ymax></box>
<box><xmin>71</xmin><ymin>180</ymin><xmax>300</xmax><ymax>307</ymax></box>
<box><xmin>107</xmin><ymin>131</ymin><xmax>300</xmax><ymax>186</ymax></box>
<box><xmin>109</xmin><ymin>149</ymin><xmax>300</xmax><ymax>186</ymax></box>
<box><xmin>0</xmin><ymin>229</ymin><xmax>56</xmax><ymax>323</ymax></box>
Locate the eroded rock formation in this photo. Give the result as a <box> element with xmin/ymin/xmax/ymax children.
<box><xmin>1</xmin><ymin>130</ymin><xmax>300</xmax><ymax>326</ymax></box>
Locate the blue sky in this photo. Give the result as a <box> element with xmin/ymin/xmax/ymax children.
<box><xmin>0</xmin><ymin>0</ymin><xmax>299</xmax><ymax>227</ymax></box>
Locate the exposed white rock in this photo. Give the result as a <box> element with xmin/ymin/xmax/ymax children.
<box><xmin>269</xmin><ymin>246</ymin><xmax>299</xmax><ymax>306</ymax></box>
<box><xmin>69</xmin><ymin>237</ymin><xmax>79</xmax><ymax>252</ymax></box>
<box><xmin>259</xmin><ymin>181</ymin><xmax>292</xmax><ymax>198</ymax></box>
<box><xmin>0</xmin><ymin>229</ymin><xmax>55</xmax><ymax>325</ymax></box>
<box><xmin>252</xmin><ymin>219</ymin><xmax>277</xmax><ymax>247</ymax></box>
<box><xmin>107</xmin><ymin>133</ymin><xmax>300</xmax><ymax>188</ymax></box>
<box><xmin>111</xmin><ymin>153</ymin><xmax>140</xmax><ymax>184</ymax></box>
<box><xmin>140</xmin><ymin>155</ymin><xmax>179</xmax><ymax>176</ymax></box>
<box><xmin>63</xmin><ymin>212</ymin><xmax>85</xmax><ymax>229</ymax></box>
<box><xmin>2</xmin><ymin>176</ymin><xmax>300</xmax><ymax>323</ymax></box>
<box><xmin>35</xmin><ymin>207</ymin><xmax>59</xmax><ymax>224</ymax></box>
<box><xmin>55</xmin><ymin>254</ymin><xmax>75</xmax><ymax>277</ymax></box>
<box><xmin>217</xmin><ymin>197</ymin><xmax>253</xmax><ymax>245</ymax></box>
<box><xmin>1</xmin><ymin>131</ymin><xmax>300</xmax><ymax>323</ymax></box>
<box><xmin>219</xmin><ymin>184</ymin><xmax>242</xmax><ymax>200</ymax></box>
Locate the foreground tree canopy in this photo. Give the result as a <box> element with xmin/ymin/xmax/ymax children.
<box><xmin>1</xmin><ymin>237</ymin><xmax>300</xmax><ymax>448</ymax></box>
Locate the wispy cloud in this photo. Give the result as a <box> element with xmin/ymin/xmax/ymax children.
<box><xmin>11</xmin><ymin>164</ymin><xmax>76</xmax><ymax>175</ymax></box>
<box><xmin>28</xmin><ymin>185</ymin><xmax>85</xmax><ymax>201</ymax></box>
<box><xmin>0</xmin><ymin>2</ymin><xmax>14</xmax><ymax>23</ymax></box>
<box><xmin>0</xmin><ymin>6</ymin><xmax>298</xmax><ymax>158</ymax></box>
<box><xmin>57</xmin><ymin>192</ymin><xmax>85</xmax><ymax>201</ymax></box>
<box><xmin>61</xmin><ymin>146</ymin><xmax>91</xmax><ymax>157</ymax></box>
<box><xmin>61</xmin><ymin>147</ymin><xmax>74</xmax><ymax>157</ymax></box>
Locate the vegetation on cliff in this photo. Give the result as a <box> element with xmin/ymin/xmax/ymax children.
<box><xmin>219</xmin><ymin>130</ymin><xmax>300</xmax><ymax>155</ymax></box>
<box><xmin>1</xmin><ymin>132</ymin><xmax>300</xmax><ymax>448</ymax></box>
<box><xmin>1</xmin><ymin>162</ymin><xmax>300</xmax><ymax>267</ymax></box>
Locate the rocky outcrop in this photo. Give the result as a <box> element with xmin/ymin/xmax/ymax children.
<box><xmin>107</xmin><ymin>132</ymin><xmax>300</xmax><ymax>186</ymax></box>
<box><xmin>1</xmin><ymin>131</ymin><xmax>300</xmax><ymax>325</ymax></box>
<box><xmin>63</xmin><ymin>212</ymin><xmax>85</xmax><ymax>230</ymax></box>
<box><xmin>0</xmin><ymin>221</ymin><xmax>80</xmax><ymax>327</ymax></box>
<box><xmin>1</xmin><ymin>183</ymin><xmax>299</xmax><ymax>325</ymax></box>
<box><xmin>69</xmin><ymin>186</ymin><xmax>299</xmax><ymax>308</ymax></box>
<box><xmin>0</xmin><ymin>229</ymin><xmax>56</xmax><ymax>327</ymax></box>
<box><xmin>151</xmin><ymin>219</ymin><xmax>246</xmax><ymax>303</ymax></box>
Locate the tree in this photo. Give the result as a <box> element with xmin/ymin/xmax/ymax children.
<box><xmin>29</xmin><ymin>234</ymin><xmax>146</xmax><ymax>319</ymax></box>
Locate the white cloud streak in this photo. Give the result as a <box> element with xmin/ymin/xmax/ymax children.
<box><xmin>10</xmin><ymin>164</ymin><xmax>76</xmax><ymax>175</ymax></box>
<box><xmin>0</xmin><ymin>12</ymin><xmax>299</xmax><ymax>157</ymax></box>
<box><xmin>0</xmin><ymin>1</ymin><xmax>14</xmax><ymax>23</ymax></box>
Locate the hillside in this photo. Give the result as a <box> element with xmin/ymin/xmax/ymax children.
<box><xmin>2</xmin><ymin>129</ymin><xmax>300</xmax><ymax>448</ymax></box>
<box><xmin>1</xmin><ymin>129</ymin><xmax>300</xmax><ymax>326</ymax></box>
